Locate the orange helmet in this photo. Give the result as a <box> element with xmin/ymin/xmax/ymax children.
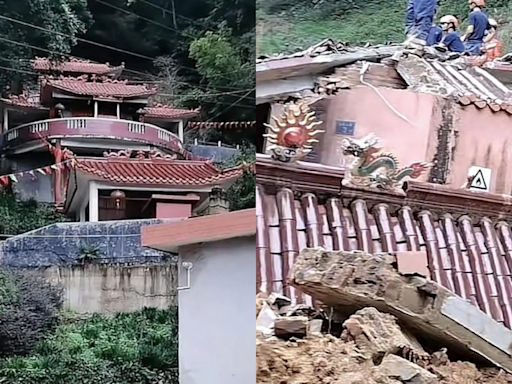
<box><xmin>440</xmin><ymin>15</ymin><xmax>460</xmax><ymax>29</ymax></box>
<box><xmin>469</xmin><ymin>0</ymin><xmax>486</xmax><ymax>7</ymax></box>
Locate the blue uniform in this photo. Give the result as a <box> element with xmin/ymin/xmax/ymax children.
<box><xmin>442</xmin><ymin>32</ymin><xmax>465</xmax><ymax>53</ymax></box>
<box><xmin>426</xmin><ymin>25</ymin><xmax>443</xmax><ymax>46</ymax></box>
<box><xmin>464</xmin><ymin>11</ymin><xmax>491</xmax><ymax>55</ymax></box>
<box><xmin>406</xmin><ymin>0</ymin><xmax>438</xmax><ymax>40</ymax></box>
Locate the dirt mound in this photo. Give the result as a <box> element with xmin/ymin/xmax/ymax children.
<box><xmin>434</xmin><ymin>362</ymin><xmax>512</xmax><ymax>384</ymax></box>
<box><xmin>256</xmin><ymin>334</ymin><xmax>398</xmax><ymax>384</ymax></box>
<box><xmin>256</xmin><ymin>305</ymin><xmax>512</xmax><ymax>384</ymax></box>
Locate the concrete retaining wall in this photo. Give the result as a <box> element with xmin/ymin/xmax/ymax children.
<box><xmin>32</xmin><ymin>263</ymin><xmax>178</xmax><ymax>313</ymax></box>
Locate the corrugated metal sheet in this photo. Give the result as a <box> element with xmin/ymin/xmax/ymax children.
<box><xmin>256</xmin><ymin>184</ymin><xmax>512</xmax><ymax>329</ymax></box>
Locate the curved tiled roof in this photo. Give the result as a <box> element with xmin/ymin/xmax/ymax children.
<box><xmin>33</xmin><ymin>58</ymin><xmax>123</xmax><ymax>75</ymax></box>
<box><xmin>45</xmin><ymin>78</ymin><xmax>157</xmax><ymax>99</ymax></box>
<box><xmin>143</xmin><ymin>105</ymin><xmax>200</xmax><ymax>119</ymax></box>
<box><xmin>75</xmin><ymin>155</ymin><xmax>244</xmax><ymax>186</ymax></box>
<box><xmin>1</xmin><ymin>93</ymin><xmax>45</xmax><ymax>109</ymax></box>
<box><xmin>257</xmin><ymin>157</ymin><xmax>512</xmax><ymax>329</ymax></box>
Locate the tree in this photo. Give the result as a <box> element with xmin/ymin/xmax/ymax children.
<box><xmin>187</xmin><ymin>32</ymin><xmax>254</xmax><ymax>120</ymax></box>
<box><xmin>219</xmin><ymin>143</ymin><xmax>256</xmax><ymax>211</ymax></box>
<box><xmin>0</xmin><ymin>0</ymin><xmax>92</xmax><ymax>89</ymax></box>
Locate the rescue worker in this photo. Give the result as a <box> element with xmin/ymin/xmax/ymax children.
<box><xmin>405</xmin><ymin>0</ymin><xmax>439</xmax><ymax>45</ymax></box>
<box><xmin>461</xmin><ymin>0</ymin><xmax>491</xmax><ymax>56</ymax></box>
<box><xmin>482</xmin><ymin>18</ymin><xmax>504</xmax><ymax>61</ymax></box>
<box><xmin>437</xmin><ymin>15</ymin><xmax>465</xmax><ymax>53</ymax></box>
<box><xmin>427</xmin><ymin>23</ymin><xmax>443</xmax><ymax>46</ymax></box>
<box><xmin>470</xmin><ymin>18</ymin><xmax>504</xmax><ymax>66</ymax></box>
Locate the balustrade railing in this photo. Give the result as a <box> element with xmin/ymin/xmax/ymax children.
<box><xmin>4</xmin><ymin>118</ymin><xmax>181</xmax><ymax>148</ymax></box>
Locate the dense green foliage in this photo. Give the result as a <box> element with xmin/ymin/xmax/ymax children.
<box><xmin>0</xmin><ymin>0</ymin><xmax>254</xmax><ymax>121</ymax></box>
<box><xmin>257</xmin><ymin>0</ymin><xmax>512</xmax><ymax>55</ymax></box>
<box><xmin>0</xmin><ymin>269</ymin><xmax>62</xmax><ymax>357</ymax></box>
<box><xmin>219</xmin><ymin>144</ymin><xmax>256</xmax><ymax>211</ymax></box>
<box><xmin>0</xmin><ymin>308</ymin><xmax>179</xmax><ymax>384</ymax></box>
<box><xmin>0</xmin><ymin>189</ymin><xmax>69</xmax><ymax>235</ymax></box>
<box><xmin>0</xmin><ymin>0</ymin><xmax>92</xmax><ymax>88</ymax></box>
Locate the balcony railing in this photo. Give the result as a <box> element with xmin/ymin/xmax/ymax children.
<box><xmin>4</xmin><ymin>117</ymin><xmax>183</xmax><ymax>152</ymax></box>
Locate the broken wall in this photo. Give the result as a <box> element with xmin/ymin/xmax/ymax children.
<box><xmin>268</xmin><ymin>84</ymin><xmax>512</xmax><ymax>194</ymax></box>
<box><xmin>447</xmin><ymin>107</ymin><xmax>512</xmax><ymax>194</ymax></box>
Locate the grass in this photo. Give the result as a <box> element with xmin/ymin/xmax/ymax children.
<box><xmin>257</xmin><ymin>0</ymin><xmax>512</xmax><ymax>56</ymax></box>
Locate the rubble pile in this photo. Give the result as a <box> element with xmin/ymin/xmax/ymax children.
<box><xmin>256</xmin><ymin>249</ymin><xmax>512</xmax><ymax>383</ymax></box>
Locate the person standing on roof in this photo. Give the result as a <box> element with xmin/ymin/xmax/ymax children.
<box><xmin>461</xmin><ymin>0</ymin><xmax>491</xmax><ymax>55</ymax></box>
<box><xmin>426</xmin><ymin>4</ymin><xmax>443</xmax><ymax>46</ymax></box>
<box><xmin>437</xmin><ymin>15</ymin><xmax>466</xmax><ymax>53</ymax></box>
<box><xmin>405</xmin><ymin>0</ymin><xmax>439</xmax><ymax>45</ymax></box>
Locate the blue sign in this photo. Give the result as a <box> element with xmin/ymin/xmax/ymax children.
<box><xmin>336</xmin><ymin>120</ymin><xmax>356</xmax><ymax>136</ymax></box>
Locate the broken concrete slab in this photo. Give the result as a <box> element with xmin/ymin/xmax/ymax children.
<box><xmin>341</xmin><ymin>307</ymin><xmax>429</xmax><ymax>365</ymax></box>
<box><xmin>256</xmin><ymin>302</ymin><xmax>277</xmax><ymax>336</ymax></box>
<box><xmin>307</xmin><ymin>319</ymin><xmax>323</xmax><ymax>336</ymax></box>
<box><xmin>291</xmin><ymin>248</ymin><xmax>512</xmax><ymax>373</ymax></box>
<box><xmin>274</xmin><ymin>316</ymin><xmax>308</xmax><ymax>339</ymax></box>
<box><xmin>379</xmin><ymin>355</ymin><xmax>438</xmax><ymax>384</ymax></box>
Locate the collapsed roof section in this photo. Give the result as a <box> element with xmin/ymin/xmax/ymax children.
<box><xmin>256</xmin><ymin>39</ymin><xmax>400</xmax><ymax>85</ymax></box>
<box><xmin>396</xmin><ymin>55</ymin><xmax>512</xmax><ymax>113</ymax></box>
<box><xmin>256</xmin><ymin>39</ymin><xmax>512</xmax><ymax>111</ymax></box>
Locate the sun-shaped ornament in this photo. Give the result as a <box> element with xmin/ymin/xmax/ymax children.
<box><xmin>263</xmin><ymin>100</ymin><xmax>324</xmax><ymax>163</ymax></box>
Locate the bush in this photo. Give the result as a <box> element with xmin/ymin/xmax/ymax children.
<box><xmin>0</xmin><ymin>268</ymin><xmax>63</xmax><ymax>357</ymax></box>
<box><xmin>0</xmin><ymin>189</ymin><xmax>70</xmax><ymax>235</ymax></box>
<box><xmin>0</xmin><ymin>308</ymin><xmax>179</xmax><ymax>384</ymax></box>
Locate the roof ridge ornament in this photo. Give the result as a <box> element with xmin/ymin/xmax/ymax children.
<box><xmin>263</xmin><ymin>99</ymin><xmax>325</xmax><ymax>163</ymax></box>
<box><xmin>102</xmin><ymin>149</ymin><xmax>177</xmax><ymax>161</ymax></box>
<box><xmin>341</xmin><ymin>133</ymin><xmax>432</xmax><ymax>190</ymax></box>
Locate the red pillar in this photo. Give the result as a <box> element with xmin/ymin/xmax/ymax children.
<box><xmin>54</xmin><ymin>140</ymin><xmax>62</xmax><ymax>205</ymax></box>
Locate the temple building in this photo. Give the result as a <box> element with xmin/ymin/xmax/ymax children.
<box><xmin>0</xmin><ymin>58</ymin><xmax>243</xmax><ymax>221</ymax></box>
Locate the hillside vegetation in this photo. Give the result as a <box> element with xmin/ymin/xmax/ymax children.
<box><xmin>257</xmin><ymin>0</ymin><xmax>512</xmax><ymax>56</ymax></box>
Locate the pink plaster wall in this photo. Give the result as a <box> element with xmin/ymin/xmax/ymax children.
<box><xmin>449</xmin><ymin>107</ymin><xmax>512</xmax><ymax>194</ymax></box>
<box><xmin>320</xmin><ymin>87</ymin><xmax>436</xmax><ymax>182</ymax></box>
<box><xmin>266</xmin><ymin>86</ymin><xmax>512</xmax><ymax>194</ymax></box>
<box><xmin>156</xmin><ymin>202</ymin><xmax>192</xmax><ymax>219</ymax></box>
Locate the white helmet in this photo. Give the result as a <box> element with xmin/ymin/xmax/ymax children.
<box><xmin>440</xmin><ymin>15</ymin><xmax>459</xmax><ymax>29</ymax></box>
<box><xmin>489</xmin><ymin>18</ymin><xmax>498</xmax><ymax>28</ymax></box>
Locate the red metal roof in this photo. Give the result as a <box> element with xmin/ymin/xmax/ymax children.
<box><xmin>74</xmin><ymin>154</ymin><xmax>244</xmax><ymax>186</ymax></box>
<box><xmin>143</xmin><ymin>105</ymin><xmax>200</xmax><ymax>119</ymax></box>
<box><xmin>257</xmin><ymin>157</ymin><xmax>512</xmax><ymax>328</ymax></box>
<box><xmin>33</xmin><ymin>58</ymin><xmax>123</xmax><ymax>75</ymax></box>
<box><xmin>44</xmin><ymin>78</ymin><xmax>157</xmax><ymax>99</ymax></box>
